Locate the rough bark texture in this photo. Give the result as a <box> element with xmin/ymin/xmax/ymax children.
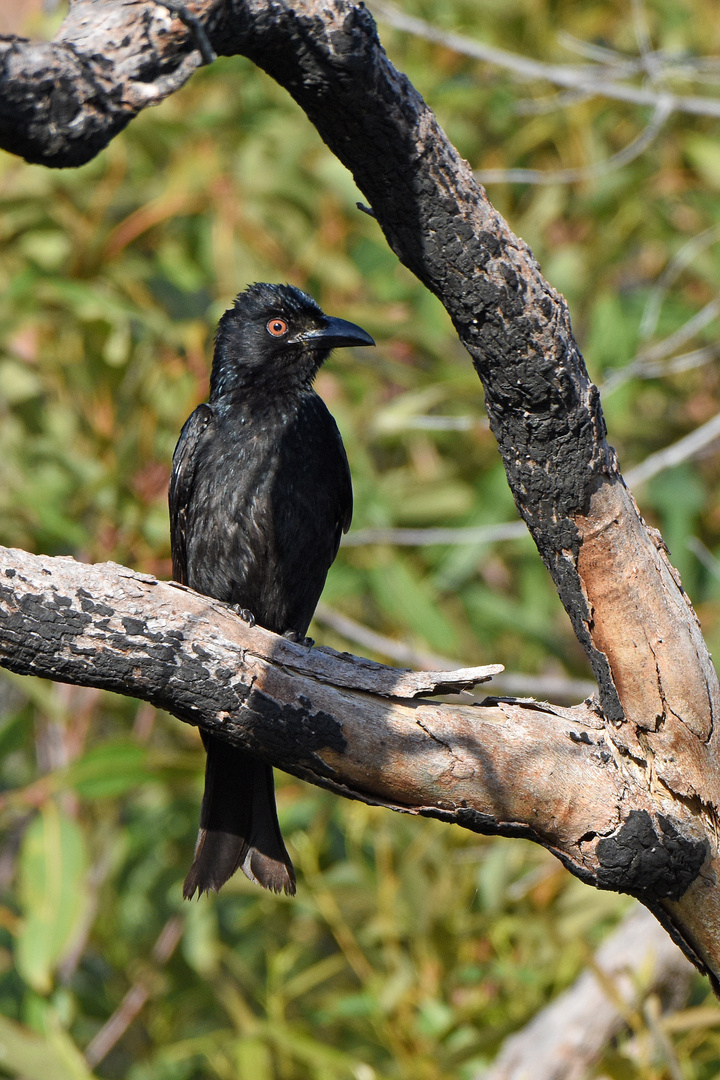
<box><xmin>0</xmin><ymin>547</ymin><xmax>716</xmax><ymax>984</ymax></box>
<box><xmin>0</xmin><ymin>0</ymin><xmax>719</xmax><ymax>989</ymax></box>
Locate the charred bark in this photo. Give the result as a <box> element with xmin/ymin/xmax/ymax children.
<box><xmin>0</xmin><ymin>0</ymin><xmax>718</xmax><ymax>988</ymax></box>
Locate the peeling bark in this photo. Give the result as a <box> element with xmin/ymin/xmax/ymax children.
<box><xmin>0</xmin><ymin>547</ymin><xmax>717</xmax><ymax>986</ymax></box>
<box><xmin>0</xmin><ymin>0</ymin><xmax>719</xmax><ymax>989</ymax></box>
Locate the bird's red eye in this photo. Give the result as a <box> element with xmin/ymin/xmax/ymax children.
<box><xmin>267</xmin><ymin>318</ymin><xmax>288</xmax><ymax>337</ymax></box>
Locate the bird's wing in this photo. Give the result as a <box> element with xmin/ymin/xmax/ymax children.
<box><xmin>169</xmin><ymin>403</ymin><xmax>214</xmax><ymax>585</ymax></box>
<box><xmin>338</xmin><ymin>430</ymin><xmax>353</xmax><ymax>538</ymax></box>
<box><xmin>312</xmin><ymin>395</ymin><xmax>352</xmax><ymax>555</ymax></box>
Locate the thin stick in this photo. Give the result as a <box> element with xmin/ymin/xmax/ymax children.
<box><xmin>475</xmin><ymin>99</ymin><xmax>671</xmax><ymax>185</ymax></box>
<box><xmin>313</xmin><ymin>603</ymin><xmax>597</xmax><ymax>701</ymax></box>
<box><xmin>84</xmin><ymin>916</ymin><xmax>184</xmax><ymax>1068</ymax></box>
<box><xmin>372</xmin><ymin>1</ymin><xmax>720</xmax><ymax>119</ymax></box>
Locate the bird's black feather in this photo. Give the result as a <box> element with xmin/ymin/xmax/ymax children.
<box><xmin>170</xmin><ymin>283</ymin><xmax>374</xmax><ymax>898</ymax></box>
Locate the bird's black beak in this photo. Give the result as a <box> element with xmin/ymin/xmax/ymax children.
<box><xmin>298</xmin><ymin>316</ymin><xmax>375</xmax><ymax>350</ymax></box>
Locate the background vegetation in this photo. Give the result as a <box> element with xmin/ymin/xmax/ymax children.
<box><xmin>1</xmin><ymin>0</ymin><xmax>720</xmax><ymax>1076</ymax></box>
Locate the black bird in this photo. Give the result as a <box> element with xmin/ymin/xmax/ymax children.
<box><xmin>170</xmin><ymin>282</ymin><xmax>374</xmax><ymax>898</ymax></box>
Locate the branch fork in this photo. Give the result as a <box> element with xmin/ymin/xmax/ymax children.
<box><xmin>0</xmin><ymin>0</ymin><xmax>719</xmax><ymax>989</ymax></box>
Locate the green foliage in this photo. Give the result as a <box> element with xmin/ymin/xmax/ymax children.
<box><xmin>17</xmin><ymin>802</ymin><xmax>89</xmax><ymax>994</ymax></box>
<box><xmin>1</xmin><ymin>0</ymin><xmax>720</xmax><ymax>1076</ymax></box>
<box><xmin>0</xmin><ymin>1011</ymin><xmax>94</xmax><ymax>1080</ymax></box>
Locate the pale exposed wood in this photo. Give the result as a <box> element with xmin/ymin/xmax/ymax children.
<box><xmin>0</xmin><ymin>546</ymin><xmax>715</xmax><ymax>983</ymax></box>
<box><xmin>0</xmin><ymin>0</ymin><xmax>718</xmax><ymax>996</ymax></box>
<box><xmin>575</xmin><ymin>481</ymin><xmax>719</xmax><ymax>749</ymax></box>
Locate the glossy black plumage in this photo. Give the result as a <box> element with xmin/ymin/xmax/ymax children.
<box><xmin>170</xmin><ymin>282</ymin><xmax>374</xmax><ymax>898</ymax></box>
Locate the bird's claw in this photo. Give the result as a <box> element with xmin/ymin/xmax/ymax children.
<box><xmin>283</xmin><ymin>630</ymin><xmax>314</xmax><ymax>648</ymax></box>
<box><xmin>230</xmin><ymin>604</ymin><xmax>256</xmax><ymax>627</ymax></box>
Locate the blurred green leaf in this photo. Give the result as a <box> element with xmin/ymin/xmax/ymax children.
<box><xmin>63</xmin><ymin>741</ymin><xmax>149</xmax><ymax>800</ymax></box>
<box><xmin>233</xmin><ymin>1038</ymin><xmax>274</xmax><ymax>1079</ymax></box>
<box><xmin>584</xmin><ymin>292</ymin><xmax>640</xmax><ymax>375</ymax></box>
<box><xmin>685</xmin><ymin>134</ymin><xmax>720</xmax><ymax>192</ymax></box>
<box><xmin>16</xmin><ymin>803</ymin><xmax>89</xmax><ymax>995</ymax></box>
<box><xmin>181</xmin><ymin>897</ymin><xmax>220</xmax><ymax>977</ymax></box>
<box><xmin>0</xmin><ymin>1011</ymin><xmax>95</xmax><ymax>1080</ymax></box>
<box><xmin>370</xmin><ymin>556</ymin><xmax>460</xmax><ymax>652</ymax></box>
<box><xmin>0</xmin><ymin>360</ymin><xmax>43</xmax><ymax>405</ymax></box>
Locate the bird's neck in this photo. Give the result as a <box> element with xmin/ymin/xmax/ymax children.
<box><xmin>210</xmin><ymin>380</ymin><xmax>316</xmax><ymax>420</ymax></box>
<box><xmin>211</xmin><ymin>367</ymin><xmax>313</xmax><ymax>400</ymax></box>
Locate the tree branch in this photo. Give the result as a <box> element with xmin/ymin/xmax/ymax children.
<box><xmin>0</xmin><ymin>545</ymin><xmax>716</xmax><ymax>986</ymax></box>
<box><xmin>1</xmin><ymin>0</ymin><xmax>720</xmax><ymax>989</ymax></box>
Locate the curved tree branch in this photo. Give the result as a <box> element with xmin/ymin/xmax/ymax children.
<box><xmin>0</xmin><ymin>546</ymin><xmax>715</xmax><ymax>985</ymax></box>
<box><xmin>0</xmin><ymin>0</ymin><xmax>719</xmax><ymax>989</ymax></box>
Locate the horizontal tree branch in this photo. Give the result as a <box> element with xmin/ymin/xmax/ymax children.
<box><xmin>0</xmin><ymin>547</ymin><xmax>598</xmax><ymax>830</ymax></box>
<box><xmin>1</xmin><ymin>0</ymin><xmax>720</xmax><ymax>992</ymax></box>
<box><xmin>0</xmin><ymin>545</ymin><xmax>716</xmax><ymax>987</ymax></box>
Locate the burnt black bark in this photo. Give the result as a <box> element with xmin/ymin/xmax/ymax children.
<box><xmin>0</xmin><ymin>0</ymin><xmax>626</xmax><ymax>715</ymax></box>
<box><xmin>0</xmin><ymin>0</ymin><xmax>719</xmax><ymax>986</ymax></box>
<box><xmin>596</xmin><ymin>811</ymin><xmax>709</xmax><ymax>902</ymax></box>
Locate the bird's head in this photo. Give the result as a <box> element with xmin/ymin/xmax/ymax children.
<box><xmin>210</xmin><ymin>283</ymin><xmax>374</xmax><ymax>399</ymax></box>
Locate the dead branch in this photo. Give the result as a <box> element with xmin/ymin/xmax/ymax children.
<box><xmin>0</xmin><ymin>0</ymin><xmax>719</xmax><ymax>990</ymax></box>
<box><xmin>0</xmin><ymin>546</ymin><xmax>714</xmax><ymax>984</ymax></box>
<box><xmin>372</xmin><ymin>1</ymin><xmax>720</xmax><ymax>119</ymax></box>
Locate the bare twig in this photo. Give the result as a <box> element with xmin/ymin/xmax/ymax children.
<box><xmin>314</xmin><ymin>602</ymin><xmax>454</xmax><ymax>670</ymax></box>
<box><xmin>642</xmin><ymin>298</ymin><xmax>720</xmax><ymax>361</ymax></box>
<box><xmin>631</xmin><ymin>0</ymin><xmax>664</xmax><ymax>88</ymax></box>
<box><xmin>395</xmin><ymin>415</ymin><xmax>476</xmax><ymax>431</ymax></box>
<box><xmin>84</xmin><ymin>915</ymin><xmax>184</xmax><ymax>1068</ymax></box>
<box><xmin>514</xmin><ymin>87</ymin><xmax>595</xmax><ymax>117</ymax></box>
<box><xmin>688</xmin><ymin>538</ymin><xmax>720</xmax><ymax>579</ymax></box>
<box><xmin>558</xmin><ymin>31</ymin><xmax>720</xmax><ymax>84</ymax></box>
<box><xmin>603</xmin><ymin>295</ymin><xmax>720</xmax><ymax>395</ymax></box>
<box><xmin>342</xmin><ymin>521</ymin><xmax>529</xmax><ymax>547</ymax></box>
<box><xmin>618</xmin><ymin>345</ymin><xmax>720</xmax><ymax>383</ymax></box>
<box><xmin>314</xmin><ymin>603</ymin><xmax>597</xmax><ymax>702</ymax></box>
<box><xmin>557</xmin><ymin>32</ymin><xmax>644</xmax><ymax>69</ymax></box>
<box><xmin>623</xmin><ymin>411</ymin><xmax>720</xmax><ymax>487</ymax></box>
<box><xmin>475</xmin><ymin>98</ymin><xmax>672</xmax><ymax>185</ymax></box>
<box><xmin>371</xmin><ymin>1</ymin><xmax>720</xmax><ymax>118</ymax></box>
<box><xmin>640</xmin><ymin>224</ymin><xmax>720</xmax><ymax>340</ymax></box>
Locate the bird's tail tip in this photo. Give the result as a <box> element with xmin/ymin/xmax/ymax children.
<box><xmin>182</xmin><ymin>846</ymin><xmax>296</xmax><ymax>899</ymax></box>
